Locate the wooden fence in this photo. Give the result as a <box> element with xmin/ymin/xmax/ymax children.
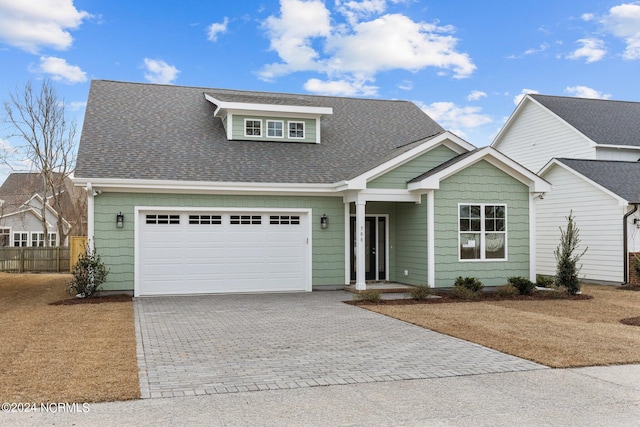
<box><xmin>0</xmin><ymin>247</ymin><xmax>71</xmax><ymax>273</ymax></box>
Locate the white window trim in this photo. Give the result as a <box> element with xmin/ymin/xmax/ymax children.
<box><xmin>13</xmin><ymin>231</ymin><xmax>28</xmax><ymax>247</ymax></box>
<box><xmin>288</xmin><ymin>121</ymin><xmax>305</xmax><ymax>139</ymax></box>
<box><xmin>48</xmin><ymin>232</ymin><xmax>58</xmax><ymax>247</ymax></box>
<box><xmin>458</xmin><ymin>203</ymin><xmax>508</xmax><ymax>262</ymax></box>
<box><xmin>244</xmin><ymin>118</ymin><xmax>262</xmax><ymax>137</ymax></box>
<box><xmin>31</xmin><ymin>232</ymin><xmax>45</xmax><ymax>247</ymax></box>
<box><xmin>0</xmin><ymin>227</ymin><xmax>11</xmax><ymax>247</ymax></box>
<box><xmin>266</xmin><ymin>120</ymin><xmax>284</xmax><ymax>138</ymax></box>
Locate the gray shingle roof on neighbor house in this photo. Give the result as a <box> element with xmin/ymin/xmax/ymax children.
<box><xmin>75</xmin><ymin>80</ymin><xmax>446</xmax><ymax>184</ymax></box>
<box><xmin>530</xmin><ymin>94</ymin><xmax>640</xmax><ymax>147</ymax></box>
<box><xmin>556</xmin><ymin>158</ymin><xmax>640</xmax><ymax>203</ymax></box>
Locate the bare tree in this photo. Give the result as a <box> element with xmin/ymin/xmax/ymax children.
<box><xmin>2</xmin><ymin>79</ymin><xmax>78</xmax><ymax>246</ymax></box>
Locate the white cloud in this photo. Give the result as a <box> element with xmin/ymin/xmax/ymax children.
<box><xmin>304</xmin><ymin>77</ymin><xmax>378</xmax><ymax>96</ymax></box>
<box><xmin>398</xmin><ymin>80</ymin><xmax>413</xmax><ymax>91</ymax></box>
<box><xmin>260</xmin><ymin>0</ymin><xmax>475</xmax><ymax>95</ymax></box>
<box><xmin>513</xmin><ymin>88</ymin><xmax>539</xmax><ymax>105</ymax></box>
<box><xmin>207</xmin><ymin>17</ymin><xmax>229</xmax><ymax>42</ymax></box>
<box><xmin>143</xmin><ymin>58</ymin><xmax>180</xmax><ymax>84</ymax></box>
<box><xmin>601</xmin><ymin>2</ymin><xmax>640</xmax><ymax>60</ymax></box>
<box><xmin>467</xmin><ymin>90</ymin><xmax>487</xmax><ymax>101</ymax></box>
<box><xmin>418</xmin><ymin>101</ymin><xmax>491</xmax><ymax>136</ymax></box>
<box><xmin>68</xmin><ymin>101</ymin><xmax>87</xmax><ymax>111</ymax></box>
<box><xmin>36</xmin><ymin>56</ymin><xmax>87</xmax><ymax>84</ymax></box>
<box><xmin>567</xmin><ymin>38</ymin><xmax>606</xmax><ymax>63</ymax></box>
<box><xmin>0</xmin><ymin>0</ymin><xmax>90</xmax><ymax>53</ymax></box>
<box><xmin>564</xmin><ymin>85</ymin><xmax>611</xmax><ymax>99</ymax></box>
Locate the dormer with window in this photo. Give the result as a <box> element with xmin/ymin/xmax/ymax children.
<box><xmin>204</xmin><ymin>92</ymin><xmax>332</xmax><ymax>144</ymax></box>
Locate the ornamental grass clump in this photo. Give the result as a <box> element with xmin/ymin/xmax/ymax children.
<box><xmin>354</xmin><ymin>289</ymin><xmax>381</xmax><ymax>303</ymax></box>
<box><xmin>68</xmin><ymin>245</ymin><xmax>109</xmax><ymax>298</ymax></box>
<box><xmin>410</xmin><ymin>285</ymin><xmax>433</xmax><ymax>301</ymax></box>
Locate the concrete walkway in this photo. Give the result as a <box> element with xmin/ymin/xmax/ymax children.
<box><xmin>134</xmin><ymin>291</ymin><xmax>545</xmax><ymax>398</ymax></box>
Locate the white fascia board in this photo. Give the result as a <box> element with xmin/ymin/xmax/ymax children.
<box><xmin>204</xmin><ymin>94</ymin><xmax>333</xmax><ymax>117</ymax></box>
<box><xmin>408</xmin><ymin>147</ymin><xmax>551</xmax><ymax>193</ymax></box>
<box><xmin>541</xmin><ymin>159</ymin><xmax>628</xmax><ymax>206</ymax></box>
<box><xmin>491</xmin><ymin>95</ymin><xmax>531</xmax><ymax>148</ymax></box>
<box><xmin>597</xmin><ymin>144</ymin><xmax>640</xmax><ymax>151</ymax></box>
<box><xmin>72</xmin><ymin>177</ymin><xmax>339</xmax><ymax>196</ymax></box>
<box><xmin>342</xmin><ymin>189</ymin><xmax>421</xmax><ymax>204</ymax></box>
<box><xmin>343</xmin><ymin>131</ymin><xmax>476</xmax><ymax>190</ymax></box>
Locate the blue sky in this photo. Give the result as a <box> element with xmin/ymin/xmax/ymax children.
<box><xmin>1</xmin><ymin>0</ymin><xmax>640</xmax><ymax>182</ymax></box>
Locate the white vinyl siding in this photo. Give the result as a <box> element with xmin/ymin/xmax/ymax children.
<box><xmin>595</xmin><ymin>147</ymin><xmax>640</xmax><ymax>161</ymax></box>
<box><xmin>494</xmin><ymin>100</ymin><xmax>595</xmax><ymax>173</ymax></box>
<box><xmin>537</xmin><ymin>165</ymin><xmax>625</xmax><ymax>283</ymax></box>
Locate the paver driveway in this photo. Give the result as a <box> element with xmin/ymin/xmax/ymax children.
<box><xmin>135</xmin><ymin>291</ymin><xmax>546</xmax><ymax>398</ymax></box>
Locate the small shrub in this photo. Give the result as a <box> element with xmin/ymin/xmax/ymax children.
<box><xmin>454</xmin><ymin>276</ymin><xmax>484</xmax><ymax>293</ymax></box>
<box><xmin>554</xmin><ymin>211</ymin><xmax>587</xmax><ymax>295</ymax></box>
<box><xmin>633</xmin><ymin>256</ymin><xmax>640</xmax><ymax>284</ymax></box>
<box><xmin>496</xmin><ymin>284</ymin><xmax>518</xmax><ymax>298</ymax></box>
<box><xmin>508</xmin><ymin>276</ymin><xmax>536</xmax><ymax>295</ymax></box>
<box><xmin>536</xmin><ymin>275</ymin><xmax>555</xmax><ymax>288</ymax></box>
<box><xmin>450</xmin><ymin>285</ymin><xmax>481</xmax><ymax>301</ymax></box>
<box><xmin>354</xmin><ymin>289</ymin><xmax>381</xmax><ymax>303</ymax></box>
<box><xmin>68</xmin><ymin>245</ymin><xmax>109</xmax><ymax>298</ymax></box>
<box><xmin>410</xmin><ymin>285</ymin><xmax>433</xmax><ymax>301</ymax></box>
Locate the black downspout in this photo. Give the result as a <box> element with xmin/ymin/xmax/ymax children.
<box><xmin>623</xmin><ymin>203</ymin><xmax>639</xmax><ymax>285</ymax></box>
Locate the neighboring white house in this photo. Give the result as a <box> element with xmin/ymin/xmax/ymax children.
<box><xmin>492</xmin><ymin>94</ymin><xmax>640</xmax><ymax>284</ymax></box>
<box><xmin>0</xmin><ymin>173</ymin><xmax>83</xmax><ymax>247</ymax></box>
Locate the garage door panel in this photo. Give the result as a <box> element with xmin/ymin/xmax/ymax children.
<box><xmin>138</xmin><ymin>210</ymin><xmax>309</xmax><ymax>295</ymax></box>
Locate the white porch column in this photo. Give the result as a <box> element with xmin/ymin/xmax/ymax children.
<box><xmin>355</xmin><ymin>200</ymin><xmax>367</xmax><ymax>290</ymax></box>
<box><xmin>427</xmin><ymin>190</ymin><xmax>435</xmax><ymax>288</ymax></box>
<box><xmin>86</xmin><ymin>182</ymin><xmax>95</xmax><ymax>251</ymax></box>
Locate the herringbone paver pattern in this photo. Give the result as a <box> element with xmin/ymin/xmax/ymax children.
<box><xmin>135</xmin><ymin>292</ymin><xmax>546</xmax><ymax>398</ymax></box>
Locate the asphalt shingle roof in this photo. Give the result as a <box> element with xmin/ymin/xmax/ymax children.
<box><xmin>530</xmin><ymin>94</ymin><xmax>640</xmax><ymax>147</ymax></box>
<box><xmin>556</xmin><ymin>158</ymin><xmax>640</xmax><ymax>203</ymax></box>
<box><xmin>75</xmin><ymin>80</ymin><xmax>445</xmax><ymax>184</ymax></box>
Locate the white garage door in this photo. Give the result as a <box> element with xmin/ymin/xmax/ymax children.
<box><xmin>137</xmin><ymin>210</ymin><xmax>310</xmax><ymax>296</ymax></box>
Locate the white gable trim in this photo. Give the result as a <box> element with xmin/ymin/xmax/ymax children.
<box><xmin>539</xmin><ymin>159</ymin><xmax>629</xmax><ymax>206</ymax></box>
<box><xmin>204</xmin><ymin>94</ymin><xmax>333</xmax><ymax>117</ymax></box>
<box><xmin>407</xmin><ymin>146</ymin><xmax>551</xmax><ymax>193</ymax></box>
<box><xmin>341</xmin><ymin>131</ymin><xmax>476</xmax><ymax>190</ymax></box>
<box><xmin>492</xmin><ymin>95</ymin><xmax>597</xmax><ymax>149</ymax></box>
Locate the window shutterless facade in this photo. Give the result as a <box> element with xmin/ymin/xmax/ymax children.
<box><xmin>288</xmin><ymin>121</ymin><xmax>305</xmax><ymax>139</ymax></box>
<box><xmin>458</xmin><ymin>203</ymin><xmax>506</xmax><ymax>261</ymax></box>
<box><xmin>244</xmin><ymin>119</ymin><xmax>262</xmax><ymax>137</ymax></box>
<box><xmin>267</xmin><ymin>120</ymin><xmax>284</xmax><ymax>138</ymax></box>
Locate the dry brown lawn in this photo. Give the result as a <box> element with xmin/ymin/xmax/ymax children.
<box><xmin>0</xmin><ymin>273</ymin><xmax>139</xmax><ymax>403</ymax></box>
<box><xmin>366</xmin><ymin>284</ymin><xmax>640</xmax><ymax>368</ymax></box>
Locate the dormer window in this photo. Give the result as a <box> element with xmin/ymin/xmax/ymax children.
<box><xmin>267</xmin><ymin>120</ymin><xmax>284</xmax><ymax>138</ymax></box>
<box><xmin>245</xmin><ymin>119</ymin><xmax>262</xmax><ymax>137</ymax></box>
<box><xmin>289</xmin><ymin>121</ymin><xmax>305</xmax><ymax>139</ymax></box>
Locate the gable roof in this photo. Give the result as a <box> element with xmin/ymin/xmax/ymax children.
<box><xmin>407</xmin><ymin>146</ymin><xmax>550</xmax><ymax>192</ymax></box>
<box><xmin>75</xmin><ymin>80</ymin><xmax>445</xmax><ymax>184</ymax></box>
<box><xmin>548</xmin><ymin>158</ymin><xmax>640</xmax><ymax>203</ymax></box>
<box><xmin>528</xmin><ymin>94</ymin><xmax>640</xmax><ymax>147</ymax></box>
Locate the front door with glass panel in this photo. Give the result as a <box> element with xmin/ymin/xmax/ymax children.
<box><xmin>350</xmin><ymin>216</ymin><xmax>387</xmax><ymax>281</ymax></box>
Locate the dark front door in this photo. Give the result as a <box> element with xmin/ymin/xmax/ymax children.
<box><xmin>350</xmin><ymin>216</ymin><xmax>386</xmax><ymax>281</ymax></box>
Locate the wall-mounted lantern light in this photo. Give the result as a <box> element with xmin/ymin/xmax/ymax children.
<box><xmin>116</xmin><ymin>212</ymin><xmax>124</xmax><ymax>228</ymax></box>
<box><xmin>320</xmin><ymin>214</ymin><xmax>328</xmax><ymax>229</ymax></box>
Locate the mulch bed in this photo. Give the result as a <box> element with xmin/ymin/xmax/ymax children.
<box><xmin>618</xmin><ymin>285</ymin><xmax>640</xmax><ymax>292</ymax></box>
<box><xmin>347</xmin><ymin>291</ymin><xmax>593</xmax><ymax>306</ymax></box>
<box><xmin>49</xmin><ymin>294</ymin><xmax>132</xmax><ymax>305</ymax></box>
<box><xmin>620</xmin><ymin>316</ymin><xmax>640</xmax><ymax>326</ymax></box>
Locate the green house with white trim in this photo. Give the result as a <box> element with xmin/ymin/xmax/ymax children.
<box><xmin>74</xmin><ymin>80</ymin><xmax>550</xmax><ymax>296</ymax></box>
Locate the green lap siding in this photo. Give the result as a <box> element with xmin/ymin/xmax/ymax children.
<box><xmin>93</xmin><ymin>193</ymin><xmax>345</xmax><ymax>291</ymax></box>
<box><xmin>368</xmin><ymin>145</ymin><xmax>458</xmax><ymax>189</ymax></box>
<box><xmin>394</xmin><ymin>196</ymin><xmax>428</xmax><ymax>285</ymax></box>
<box><xmin>433</xmin><ymin>160</ymin><xmax>530</xmax><ymax>287</ymax></box>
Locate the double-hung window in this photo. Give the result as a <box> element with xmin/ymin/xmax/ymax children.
<box><xmin>13</xmin><ymin>232</ymin><xmax>28</xmax><ymax>247</ymax></box>
<box><xmin>0</xmin><ymin>228</ymin><xmax>10</xmax><ymax>247</ymax></box>
<box><xmin>244</xmin><ymin>119</ymin><xmax>262</xmax><ymax>137</ymax></box>
<box><xmin>267</xmin><ymin>120</ymin><xmax>283</xmax><ymax>138</ymax></box>
<box><xmin>459</xmin><ymin>204</ymin><xmax>506</xmax><ymax>261</ymax></box>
